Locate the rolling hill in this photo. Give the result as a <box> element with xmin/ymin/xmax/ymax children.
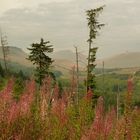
<box><xmin>97</xmin><ymin>52</ymin><xmax>140</xmax><ymax>68</ymax></box>
<box><xmin>0</xmin><ymin>46</ymin><xmax>31</xmax><ymax>67</ymax></box>
<box><xmin>0</xmin><ymin>47</ymin><xmax>87</xmax><ymax>70</ymax></box>
<box><xmin>0</xmin><ymin>46</ymin><xmax>140</xmax><ymax>70</ymax></box>
<box><xmin>51</xmin><ymin>50</ymin><xmax>87</xmax><ymax>70</ymax></box>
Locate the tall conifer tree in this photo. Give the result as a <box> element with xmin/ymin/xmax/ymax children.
<box><xmin>86</xmin><ymin>6</ymin><xmax>105</xmax><ymax>92</ymax></box>
<box><xmin>27</xmin><ymin>38</ymin><xmax>54</xmax><ymax>86</ymax></box>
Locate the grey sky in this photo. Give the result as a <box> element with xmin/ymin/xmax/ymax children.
<box><xmin>0</xmin><ymin>0</ymin><xmax>140</xmax><ymax>58</ymax></box>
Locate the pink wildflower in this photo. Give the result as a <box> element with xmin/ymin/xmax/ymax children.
<box><xmin>7</xmin><ymin>80</ymin><xmax>36</xmax><ymax>124</ymax></box>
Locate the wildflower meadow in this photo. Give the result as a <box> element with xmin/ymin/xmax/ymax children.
<box><xmin>0</xmin><ymin>77</ymin><xmax>139</xmax><ymax>140</ymax></box>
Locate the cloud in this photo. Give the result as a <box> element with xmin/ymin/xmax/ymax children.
<box><xmin>0</xmin><ymin>0</ymin><xmax>140</xmax><ymax>58</ymax></box>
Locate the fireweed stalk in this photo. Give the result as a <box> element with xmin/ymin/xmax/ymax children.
<box><xmin>7</xmin><ymin>80</ymin><xmax>36</xmax><ymax>124</ymax></box>
<box><xmin>81</xmin><ymin>97</ymin><xmax>116</xmax><ymax>140</ymax></box>
<box><xmin>0</xmin><ymin>79</ymin><xmax>14</xmax><ymax>123</ymax></box>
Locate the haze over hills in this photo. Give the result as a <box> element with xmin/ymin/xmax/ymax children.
<box><xmin>0</xmin><ymin>46</ymin><xmax>140</xmax><ymax>69</ymax></box>
<box><xmin>0</xmin><ymin>46</ymin><xmax>31</xmax><ymax>67</ymax></box>
<box><xmin>97</xmin><ymin>52</ymin><xmax>140</xmax><ymax>68</ymax></box>
<box><xmin>0</xmin><ymin>47</ymin><xmax>87</xmax><ymax>69</ymax></box>
<box><xmin>51</xmin><ymin>50</ymin><xmax>87</xmax><ymax>69</ymax></box>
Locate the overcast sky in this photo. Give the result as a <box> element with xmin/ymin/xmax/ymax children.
<box><xmin>0</xmin><ymin>0</ymin><xmax>140</xmax><ymax>58</ymax></box>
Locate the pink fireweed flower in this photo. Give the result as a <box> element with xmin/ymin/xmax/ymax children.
<box><xmin>7</xmin><ymin>80</ymin><xmax>36</xmax><ymax>124</ymax></box>
<box><xmin>81</xmin><ymin>96</ymin><xmax>104</xmax><ymax>140</ymax></box>
<box><xmin>7</xmin><ymin>101</ymin><xmax>19</xmax><ymax>124</ymax></box>
<box><xmin>41</xmin><ymin>76</ymin><xmax>53</xmax><ymax>94</ymax></box>
<box><xmin>53</xmin><ymin>84</ymin><xmax>59</xmax><ymax>100</ymax></box>
<box><xmin>0</xmin><ymin>79</ymin><xmax>14</xmax><ymax>123</ymax></box>
<box><xmin>81</xmin><ymin>97</ymin><xmax>116</xmax><ymax>140</ymax></box>
<box><xmin>103</xmin><ymin>108</ymin><xmax>116</xmax><ymax>140</ymax></box>
<box><xmin>0</xmin><ymin>79</ymin><xmax>14</xmax><ymax>103</ymax></box>
<box><xmin>40</xmin><ymin>77</ymin><xmax>56</xmax><ymax>120</ymax></box>
<box><xmin>19</xmin><ymin>80</ymin><xmax>35</xmax><ymax>115</ymax></box>
<box><xmin>89</xmin><ymin>96</ymin><xmax>104</xmax><ymax>139</ymax></box>
<box><xmin>52</xmin><ymin>95</ymin><xmax>68</xmax><ymax>125</ymax></box>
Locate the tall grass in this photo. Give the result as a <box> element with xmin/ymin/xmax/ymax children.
<box><xmin>0</xmin><ymin>77</ymin><xmax>139</xmax><ymax>140</ymax></box>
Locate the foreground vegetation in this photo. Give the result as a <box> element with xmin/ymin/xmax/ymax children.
<box><xmin>0</xmin><ymin>77</ymin><xmax>140</xmax><ymax>140</ymax></box>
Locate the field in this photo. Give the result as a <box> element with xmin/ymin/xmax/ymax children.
<box><xmin>0</xmin><ymin>74</ymin><xmax>140</xmax><ymax>140</ymax></box>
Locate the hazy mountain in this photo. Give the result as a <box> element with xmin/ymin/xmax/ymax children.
<box><xmin>52</xmin><ymin>50</ymin><xmax>76</xmax><ymax>60</ymax></box>
<box><xmin>0</xmin><ymin>47</ymin><xmax>87</xmax><ymax>70</ymax></box>
<box><xmin>0</xmin><ymin>46</ymin><xmax>31</xmax><ymax>67</ymax></box>
<box><xmin>52</xmin><ymin>50</ymin><xmax>87</xmax><ymax>69</ymax></box>
<box><xmin>97</xmin><ymin>52</ymin><xmax>140</xmax><ymax>68</ymax></box>
<box><xmin>0</xmin><ymin>46</ymin><xmax>140</xmax><ymax>69</ymax></box>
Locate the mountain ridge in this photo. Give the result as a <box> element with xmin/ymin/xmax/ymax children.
<box><xmin>97</xmin><ymin>52</ymin><xmax>140</xmax><ymax>68</ymax></box>
<box><xmin>0</xmin><ymin>46</ymin><xmax>140</xmax><ymax>69</ymax></box>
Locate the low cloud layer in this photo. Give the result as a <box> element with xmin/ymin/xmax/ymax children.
<box><xmin>0</xmin><ymin>0</ymin><xmax>140</xmax><ymax>58</ymax></box>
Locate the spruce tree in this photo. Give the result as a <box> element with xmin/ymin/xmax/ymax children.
<box><xmin>86</xmin><ymin>6</ymin><xmax>105</xmax><ymax>92</ymax></box>
<box><xmin>27</xmin><ymin>38</ymin><xmax>54</xmax><ymax>86</ymax></box>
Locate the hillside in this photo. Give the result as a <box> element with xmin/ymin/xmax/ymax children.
<box><xmin>97</xmin><ymin>52</ymin><xmax>140</xmax><ymax>68</ymax></box>
<box><xmin>0</xmin><ymin>47</ymin><xmax>87</xmax><ymax>70</ymax></box>
<box><xmin>1</xmin><ymin>46</ymin><xmax>140</xmax><ymax>70</ymax></box>
<box><xmin>52</xmin><ymin>51</ymin><xmax>140</xmax><ymax>69</ymax></box>
<box><xmin>52</xmin><ymin>50</ymin><xmax>87</xmax><ymax>70</ymax></box>
<box><xmin>0</xmin><ymin>46</ymin><xmax>31</xmax><ymax>67</ymax></box>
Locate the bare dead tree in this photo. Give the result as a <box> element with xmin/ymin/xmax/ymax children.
<box><xmin>0</xmin><ymin>29</ymin><xmax>9</xmax><ymax>73</ymax></box>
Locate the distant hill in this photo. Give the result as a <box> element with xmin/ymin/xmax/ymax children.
<box><xmin>97</xmin><ymin>52</ymin><xmax>140</xmax><ymax>68</ymax></box>
<box><xmin>0</xmin><ymin>47</ymin><xmax>87</xmax><ymax>73</ymax></box>
<box><xmin>0</xmin><ymin>46</ymin><xmax>31</xmax><ymax>67</ymax></box>
<box><xmin>51</xmin><ymin>50</ymin><xmax>87</xmax><ymax>70</ymax></box>
<box><xmin>52</xmin><ymin>50</ymin><xmax>76</xmax><ymax>60</ymax></box>
<box><xmin>1</xmin><ymin>46</ymin><xmax>140</xmax><ymax>70</ymax></box>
